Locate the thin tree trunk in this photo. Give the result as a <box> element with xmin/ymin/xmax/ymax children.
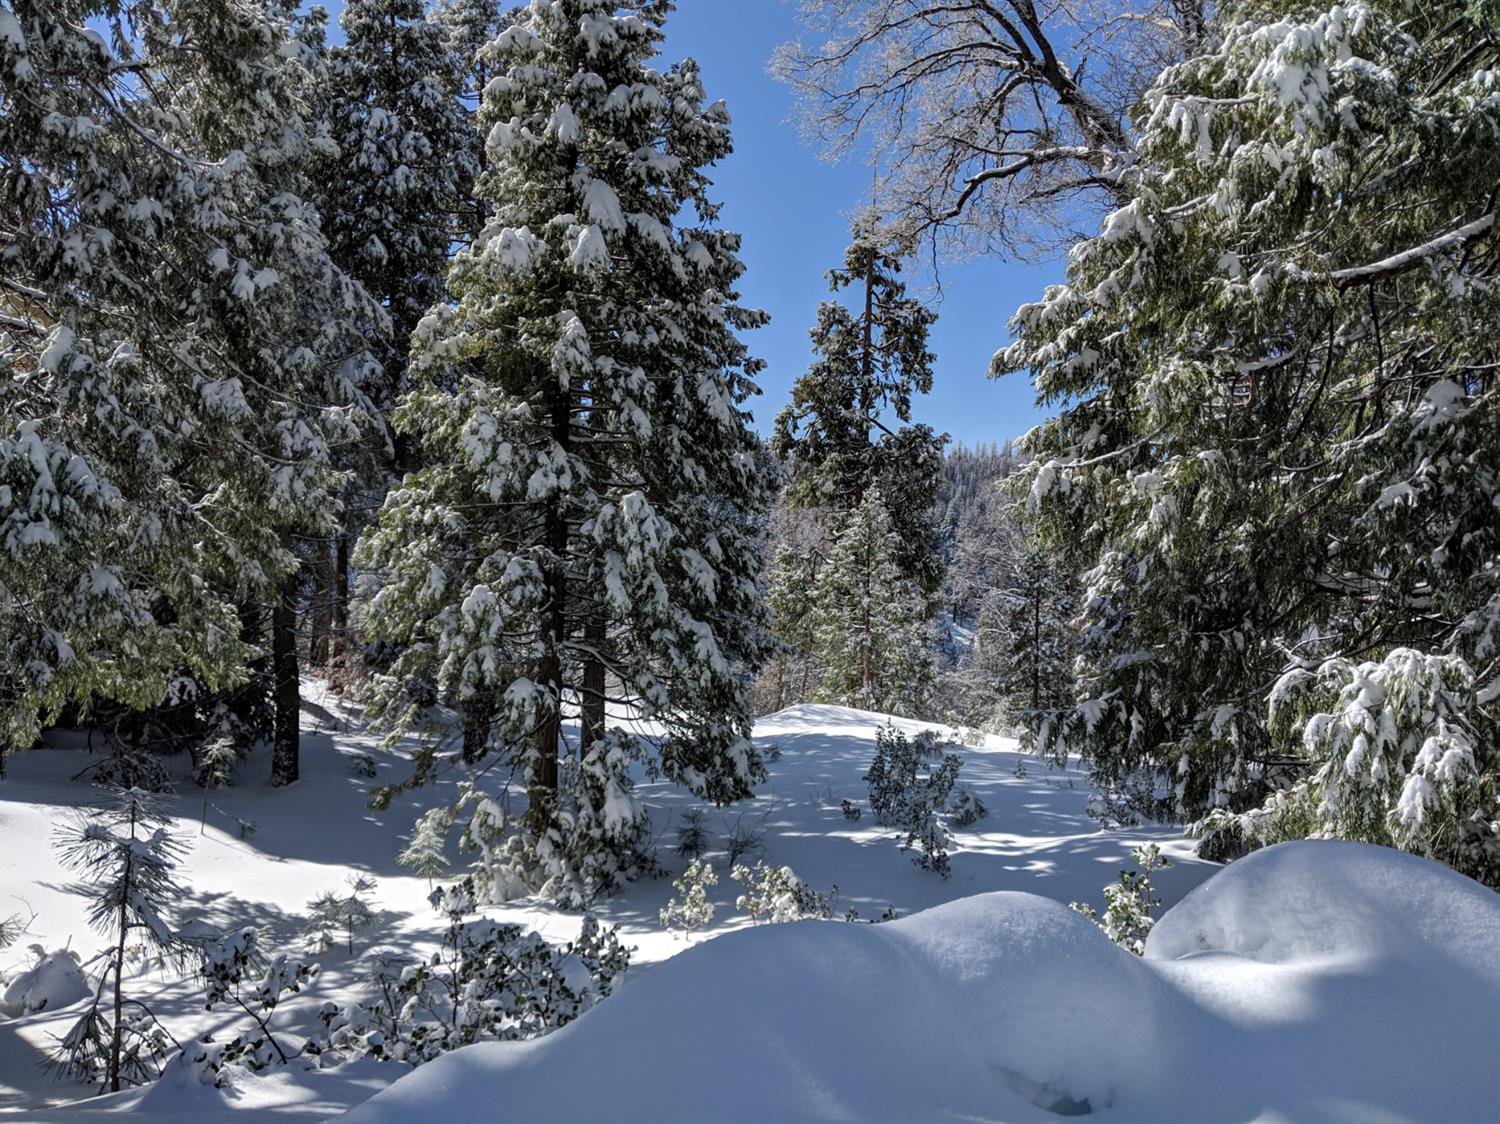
<box><xmin>108</xmin><ymin>805</ymin><xmax>135</xmax><ymax>1093</ymax></box>
<box><xmin>271</xmin><ymin>527</ymin><xmax>300</xmax><ymax>787</ymax></box>
<box><xmin>531</xmin><ymin>384</ymin><xmax>569</xmax><ymax>835</ymax></box>
<box><xmin>309</xmin><ymin>540</ymin><xmax>332</xmax><ymax>667</ymax></box>
<box><xmin>1031</xmin><ymin>590</ymin><xmax>1042</xmax><ymax>711</ymax></box>
<box><xmin>332</xmin><ymin>533</ymin><xmax>351</xmax><ymax>664</ymax></box>
<box><xmin>580</xmin><ymin>614</ymin><xmax>606</xmax><ymax>754</ymax></box>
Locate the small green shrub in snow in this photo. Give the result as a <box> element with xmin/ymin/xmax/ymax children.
<box><xmin>731</xmin><ymin>862</ymin><xmax>832</xmax><ymax>923</ymax></box>
<box><xmin>305</xmin><ymin>875</ymin><xmax>377</xmax><ymax>955</ymax></box>
<box><xmin>185</xmin><ymin>927</ymin><xmax>318</xmax><ymax>1084</ymax></box>
<box><xmin>659</xmin><ymin>859</ymin><xmax>717</xmax><ymax>936</ymax></box>
<box><xmin>313</xmin><ymin>878</ymin><xmax>629</xmax><ymax>1066</ymax></box>
<box><xmin>1070</xmin><ymin>843</ymin><xmax>1167</xmax><ymax>956</ymax></box>
<box><xmin>866</xmin><ymin>725</ymin><xmax>962</xmax><ymax>877</ymax></box>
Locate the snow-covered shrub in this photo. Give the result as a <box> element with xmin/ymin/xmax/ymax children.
<box><xmin>865</xmin><ymin>725</ymin><xmax>962</xmax><ymax>877</ymax></box>
<box><xmin>315</xmin><ymin>878</ymin><xmax>629</xmax><ymax>1066</ymax></box>
<box><xmin>1</xmin><ymin>946</ymin><xmax>89</xmax><ymax>1017</ymax></box>
<box><xmin>659</xmin><ymin>860</ymin><xmax>717</xmax><ymax>936</ymax></box>
<box><xmin>399</xmin><ymin>806</ymin><xmax>453</xmax><ymax>883</ymax></box>
<box><xmin>1069</xmin><ymin>843</ymin><xmax>1167</xmax><ymax>955</ymax></box>
<box><xmin>188</xmin><ymin>927</ymin><xmax>318</xmax><ymax>1084</ymax></box>
<box><xmin>305</xmin><ymin>876</ymin><xmax>378</xmax><ymax>955</ymax></box>
<box><xmin>1195</xmin><ymin>651</ymin><xmax>1500</xmax><ymax>886</ymax></box>
<box><xmin>731</xmin><ymin>862</ymin><xmax>832</xmax><ymax>923</ymax></box>
<box><xmin>947</xmin><ymin>788</ymin><xmax>988</xmax><ymax>827</ymax></box>
<box><xmin>674</xmin><ymin>809</ymin><xmax>709</xmax><ymax>860</ymax></box>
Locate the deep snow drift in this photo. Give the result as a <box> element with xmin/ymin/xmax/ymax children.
<box><xmin>0</xmin><ymin>696</ymin><xmax>1212</xmax><ymax>1118</ymax></box>
<box><xmin>349</xmin><ymin>841</ymin><xmax>1500</xmax><ymax>1124</ymax></box>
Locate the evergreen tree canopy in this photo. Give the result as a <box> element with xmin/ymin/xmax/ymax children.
<box><xmin>0</xmin><ymin>1</ymin><xmax>381</xmax><ymax>755</ymax></box>
<box><xmin>995</xmin><ymin>0</ymin><xmax>1500</xmax><ymax>881</ymax></box>
<box><xmin>811</xmin><ymin>490</ymin><xmax>932</xmax><ymax>715</ymax></box>
<box><xmin>359</xmin><ymin>0</ymin><xmax>772</xmax><ymax>904</ymax></box>
<box><xmin>772</xmin><ymin>226</ymin><xmax>946</xmax><ymax>592</ymax></box>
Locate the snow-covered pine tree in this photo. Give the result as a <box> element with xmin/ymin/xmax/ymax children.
<box><xmin>758</xmin><ymin>500</ymin><xmax>830</xmax><ymax>712</ymax></box>
<box><xmin>811</xmin><ymin>491</ymin><xmax>933</xmax><ymax>715</ymax></box>
<box><xmin>50</xmin><ymin>789</ymin><xmax>188</xmax><ymax>1092</ymax></box>
<box><xmin>434</xmin><ymin>0</ymin><xmax>519</xmax><ymax>243</ymax></box>
<box><xmin>994</xmin><ymin>0</ymin><xmax>1500</xmax><ymax>883</ymax></box>
<box><xmin>772</xmin><ymin>221</ymin><xmax>946</xmax><ymax>594</ymax></box>
<box><xmin>0</xmin><ymin>2</ymin><xmax>382</xmax><ymax>779</ymax></box>
<box><xmin>317</xmin><ymin>0</ymin><xmax>474</xmax><ymax>402</ymax></box>
<box><xmin>307</xmin><ymin>0</ymin><xmax>480</xmax><ymax>670</ymax></box>
<box><xmin>1000</xmin><ymin>546</ymin><xmax>1077</xmax><ymax>754</ymax></box>
<box><xmin>359</xmin><ymin>0</ymin><xmax>772</xmax><ymax>906</ymax></box>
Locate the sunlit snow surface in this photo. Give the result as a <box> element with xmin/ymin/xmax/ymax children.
<box><xmin>2</xmin><ymin>691</ymin><xmax>1494</xmax><ymax>1120</ymax></box>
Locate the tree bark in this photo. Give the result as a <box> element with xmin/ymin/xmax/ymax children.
<box><xmin>530</xmin><ymin>382</ymin><xmax>569</xmax><ymax>835</ymax></box>
<box><xmin>309</xmin><ymin>539</ymin><xmax>332</xmax><ymax>667</ymax></box>
<box><xmin>580</xmin><ymin>613</ymin><xmax>606</xmax><ymax>754</ymax></box>
<box><xmin>271</xmin><ymin>526</ymin><xmax>300</xmax><ymax>787</ymax></box>
<box><xmin>461</xmin><ymin>696</ymin><xmax>494</xmax><ymax>764</ymax></box>
<box><xmin>332</xmin><ymin>533</ymin><xmax>351</xmax><ymax>664</ymax></box>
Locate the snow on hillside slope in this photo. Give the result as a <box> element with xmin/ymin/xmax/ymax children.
<box><xmin>348</xmin><ymin>840</ymin><xmax>1500</xmax><ymax>1124</ymax></box>
<box><xmin>1</xmin><ymin>693</ymin><xmax>1210</xmax><ymax>1118</ymax></box>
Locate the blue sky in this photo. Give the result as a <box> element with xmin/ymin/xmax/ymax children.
<box><xmin>326</xmin><ymin>1</ymin><xmax>1067</xmax><ymax>447</ymax></box>
<box><xmin>661</xmin><ymin>2</ymin><xmax>1061</xmax><ymax>449</ymax></box>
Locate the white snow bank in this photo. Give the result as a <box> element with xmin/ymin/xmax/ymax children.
<box><xmin>347</xmin><ymin>841</ymin><xmax>1500</xmax><ymax>1124</ymax></box>
<box><xmin>1</xmin><ymin>948</ymin><xmax>91</xmax><ymax>1017</ymax></box>
<box><xmin>1146</xmin><ymin>837</ymin><xmax>1500</xmax><ymax>977</ymax></box>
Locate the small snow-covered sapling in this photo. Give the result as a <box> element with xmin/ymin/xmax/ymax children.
<box><xmin>305</xmin><ymin>875</ymin><xmax>377</xmax><ymax>954</ymax></box>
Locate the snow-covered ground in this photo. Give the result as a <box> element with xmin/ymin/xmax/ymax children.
<box><xmin>3</xmin><ymin>688</ymin><xmax>1493</xmax><ymax>1120</ymax></box>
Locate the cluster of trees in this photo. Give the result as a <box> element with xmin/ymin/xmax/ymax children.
<box><xmin>10</xmin><ymin>0</ymin><xmax>1493</xmax><ymax>908</ymax></box>
<box><xmin>783</xmin><ymin>0</ymin><xmax>1499</xmax><ymax>884</ymax></box>
<box><xmin>3</xmin><ymin>0</ymin><xmax>772</xmax><ymax>904</ymax></box>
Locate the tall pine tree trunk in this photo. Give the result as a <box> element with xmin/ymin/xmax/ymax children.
<box><xmin>271</xmin><ymin>527</ymin><xmax>300</xmax><ymax>787</ymax></box>
<box><xmin>332</xmin><ymin>533</ymin><xmax>350</xmax><ymax>664</ymax></box>
<box><xmin>530</xmin><ymin>383</ymin><xmax>569</xmax><ymax>835</ymax></box>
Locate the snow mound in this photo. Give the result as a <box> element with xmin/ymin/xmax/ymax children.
<box><xmin>2</xmin><ymin>947</ymin><xmax>91</xmax><ymax>1017</ymax></box>
<box><xmin>347</xmin><ymin>841</ymin><xmax>1500</xmax><ymax>1123</ymax></box>
<box><xmin>1146</xmin><ymin>839</ymin><xmax>1500</xmax><ymax>979</ymax></box>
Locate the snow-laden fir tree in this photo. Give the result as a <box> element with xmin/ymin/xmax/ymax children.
<box><xmin>359</xmin><ymin>0</ymin><xmax>773</xmax><ymax>906</ymax></box>
<box><xmin>772</xmin><ymin>221</ymin><xmax>946</xmax><ymax>594</ymax></box>
<box><xmin>305</xmin><ymin>0</ymin><xmax>480</xmax><ymax>668</ymax></box>
<box><xmin>999</xmin><ymin>546</ymin><xmax>1078</xmax><ymax>754</ymax></box>
<box><xmin>317</xmin><ymin>0</ymin><xmax>475</xmax><ymax>397</ymax></box>
<box><xmin>0</xmin><ymin>2</ymin><xmax>382</xmax><ymax>779</ymax></box>
<box><xmin>993</xmin><ymin>0</ymin><xmax>1500</xmax><ymax>883</ymax></box>
<box><xmin>50</xmin><ymin>789</ymin><xmax>188</xmax><ymax>1092</ymax></box>
<box><xmin>434</xmin><ymin>0</ymin><xmax>520</xmax><ymax>243</ymax></box>
<box><xmin>811</xmin><ymin>491</ymin><xmax>933</xmax><ymax>715</ymax></box>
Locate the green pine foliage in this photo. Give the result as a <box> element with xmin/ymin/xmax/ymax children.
<box><xmin>811</xmin><ymin>491</ymin><xmax>933</xmax><ymax>715</ymax></box>
<box><xmin>0</xmin><ymin>2</ymin><xmax>382</xmax><ymax>760</ymax></box>
<box><xmin>772</xmin><ymin>223</ymin><xmax>946</xmax><ymax>594</ymax></box>
<box><xmin>358</xmin><ymin>0</ymin><xmax>773</xmax><ymax>906</ymax></box>
<box><xmin>994</xmin><ymin>0</ymin><xmax>1500</xmax><ymax>883</ymax></box>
